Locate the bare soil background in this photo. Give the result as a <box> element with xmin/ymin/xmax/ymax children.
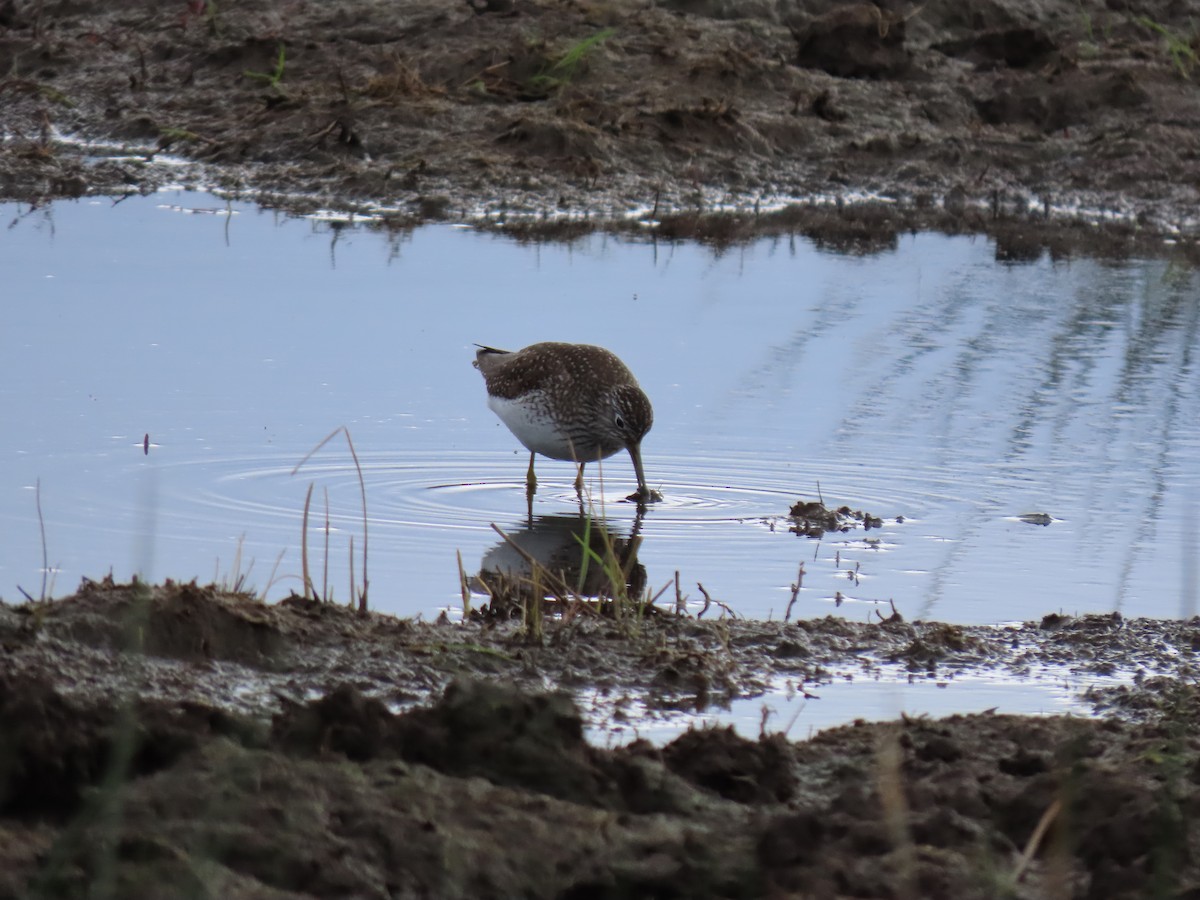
<box><xmin>1</xmin><ymin>0</ymin><xmax>1199</xmax><ymax>253</ymax></box>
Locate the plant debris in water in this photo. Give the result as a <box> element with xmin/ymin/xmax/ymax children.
<box><xmin>789</xmin><ymin>497</ymin><xmax>884</xmax><ymax>537</ymax></box>
<box><xmin>1019</xmin><ymin>511</ymin><xmax>1054</xmax><ymax>526</ymax></box>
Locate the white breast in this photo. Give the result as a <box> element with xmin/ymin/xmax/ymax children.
<box><xmin>488</xmin><ymin>394</ymin><xmax>580</xmax><ymax>461</ymax></box>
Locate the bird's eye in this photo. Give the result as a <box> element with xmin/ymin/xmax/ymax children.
<box><xmin>615</xmin><ymin>413</ymin><xmax>626</xmax><ymax>430</ymax></box>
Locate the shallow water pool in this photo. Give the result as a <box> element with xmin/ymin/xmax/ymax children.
<box><xmin>3</xmin><ymin>193</ymin><xmax>1197</xmax><ymax>638</ymax></box>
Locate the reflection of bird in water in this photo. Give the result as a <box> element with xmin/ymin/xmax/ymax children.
<box><xmin>472</xmin><ymin>513</ymin><xmax>646</xmax><ymax>617</ymax></box>
<box><xmin>473</xmin><ymin>342</ymin><xmax>661</xmax><ymax>505</ymax></box>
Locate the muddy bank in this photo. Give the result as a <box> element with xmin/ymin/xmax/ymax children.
<box><xmin>3</xmin><ymin>581</ymin><xmax>1200</xmax><ymax>897</ymax></box>
<box><xmin>2</xmin><ymin>0</ymin><xmax>1199</xmax><ymax>255</ymax></box>
<box><xmin>5</xmin><ymin>577</ymin><xmax>1195</xmax><ymax>731</ymax></box>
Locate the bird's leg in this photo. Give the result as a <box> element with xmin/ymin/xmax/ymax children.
<box><xmin>574</xmin><ymin>462</ymin><xmax>585</xmax><ymax>497</ymax></box>
<box><xmin>525</xmin><ymin>452</ymin><xmax>537</xmax><ymax>497</ymax></box>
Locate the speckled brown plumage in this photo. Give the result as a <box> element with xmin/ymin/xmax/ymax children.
<box><xmin>473</xmin><ymin>342</ymin><xmax>657</xmax><ymax>501</ymax></box>
<box><xmin>475</xmin><ymin>342</ymin><xmax>639</xmax><ymax>401</ymax></box>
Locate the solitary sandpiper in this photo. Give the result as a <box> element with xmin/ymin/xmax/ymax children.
<box><xmin>473</xmin><ymin>342</ymin><xmax>661</xmax><ymax>504</ymax></box>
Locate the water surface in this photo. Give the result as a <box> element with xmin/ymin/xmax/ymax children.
<box><xmin>4</xmin><ymin>193</ymin><xmax>1197</xmax><ymax>634</ymax></box>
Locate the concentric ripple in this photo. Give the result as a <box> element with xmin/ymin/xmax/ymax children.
<box><xmin>130</xmin><ymin>445</ymin><xmax>981</xmax><ymax>621</ymax></box>
<box><xmin>175</xmin><ymin>447</ymin><xmax>967</xmax><ymax>536</ymax></box>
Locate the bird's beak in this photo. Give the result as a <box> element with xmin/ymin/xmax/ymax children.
<box><xmin>628</xmin><ymin>442</ymin><xmax>648</xmax><ymax>494</ymax></box>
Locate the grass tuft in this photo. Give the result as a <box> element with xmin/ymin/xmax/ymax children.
<box><xmin>292</xmin><ymin>426</ymin><xmax>369</xmax><ymax>613</ymax></box>
<box><xmin>244</xmin><ymin>44</ymin><xmax>287</xmax><ymax>88</ymax></box>
<box><xmin>1136</xmin><ymin>17</ymin><xmax>1198</xmax><ymax>78</ymax></box>
<box><xmin>527</xmin><ymin>28</ymin><xmax>615</xmax><ymax>94</ymax></box>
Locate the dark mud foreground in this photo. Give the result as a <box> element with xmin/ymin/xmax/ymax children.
<box><xmin>2</xmin><ymin>0</ymin><xmax>1200</xmax><ymax>255</ymax></box>
<box><xmin>4</xmin><ymin>581</ymin><xmax>1200</xmax><ymax>898</ymax></box>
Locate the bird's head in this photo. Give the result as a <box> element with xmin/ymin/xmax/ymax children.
<box><xmin>601</xmin><ymin>384</ymin><xmax>654</xmax><ymax>498</ymax></box>
<box><xmin>607</xmin><ymin>383</ymin><xmax>653</xmax><ymax>451</ymax></box>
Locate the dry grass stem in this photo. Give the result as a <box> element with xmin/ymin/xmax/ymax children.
<box><xmin>349</xmin><ymin>534</ymin><xmax>356</xmax><ymax>609</ymax></box>
<box><xmin>1013</xmin><ymin>797</ymin><xmax>1062</xmax><ymax>883</ymax></box>
<box><xmin>490</xmin><ymin>522</ymin><xmax>577</xmax><ymax>603</ymax></box>
<box><xmin>36</xmin><ymin>477</ymin><xmax>48</xmax><ymax>602</ymax></box>
<box><xmin>876</xmin><ymin>726</ymin><xmax>916</xmax><ymax>899</ymax></box>
<box><xmin>646</xmin><ymin>576</ymin><xmax>674</xmax><ymax>610</ymax></box>
<box><xmin>457</xmin><ymin>549</ymin><xmax>472</xmax><ymax>619</ymax></box>
<box><xmin>262</xmin><ymin>547</ymin><xmax>287</xmax><ymax>600</ymax></box>
<box><xmin>292</xmin><ymin>426</ymin><xmax>369</xmax><ymax>612</ymax></box>
<box><xmin>322</xmin><ymin>486</ymin><xmax>330</xmax><ymax>603</ymax></box>
<box><xmin>696</xmin><ymin>582</ymin><xmax>737</xmax><ymax>619</ymax></box>
<box><xmin>301</xmin><ymin>482</ymin><xmax>314</xmax><ymax>600</ymax></box>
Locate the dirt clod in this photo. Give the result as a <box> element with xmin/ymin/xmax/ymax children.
<box><xmin>5</xmin><ymin>584</ymin><xmax>1200</xmax><ymax>896</ymax></box>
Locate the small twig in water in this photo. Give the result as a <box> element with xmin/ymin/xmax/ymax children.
<box><xmin>696</xmin><ymin>583</ymin><xmax>738</xmax><ymax>619</ymax></box>
<box><xmin>784</xmin><ymin>562</ymin><xmax>805</xmax><ymax>623</ymax></box>
<box><xmin>759</xmin><ymin>704</ymin><xmax>772</xmax><ymax>739</ymax></box>
<box><xmin>873</xmin><ymin>599</ymin><xmax>904</xmax><ymax>623</ymax></box>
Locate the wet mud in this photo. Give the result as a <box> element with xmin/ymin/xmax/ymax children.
<box><xmin>1</xmin><ymin>0</ymin><xmax>1199</xmax><ymax>257</ymax></box>
<box><xmin>4</xmin><ymin>581</ymin><xmax>1200</xmax><ymax>897</ymax></box>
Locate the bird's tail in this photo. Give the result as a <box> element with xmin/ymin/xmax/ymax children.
<box><xmin>473</xmin><ymin>343</ymin><xmax>509</xmax><ymax>371</ymax></box>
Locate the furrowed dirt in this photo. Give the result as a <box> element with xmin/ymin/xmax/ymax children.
<box><xmin>3</xmin><ymin>581</ymin><xmax>1200</xmax><ymax>897</ymax></box>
